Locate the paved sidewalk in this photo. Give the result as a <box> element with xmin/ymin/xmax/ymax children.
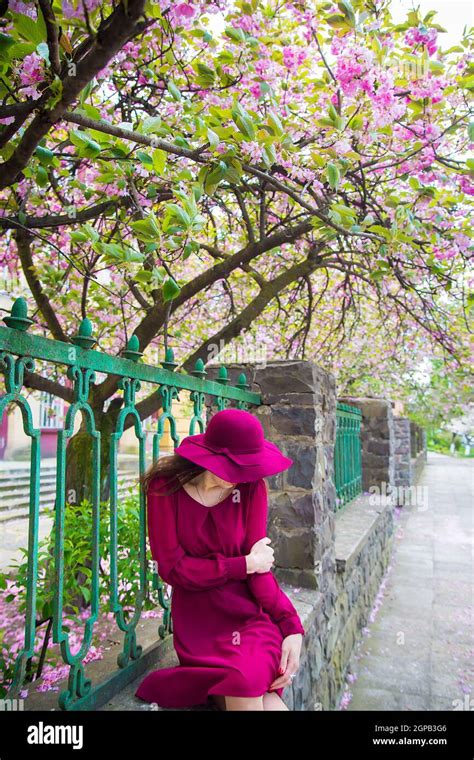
<box><xmin>346</xmin><ymin>451</ymin><xmax>473</xmax><ymax>711</ymax></box>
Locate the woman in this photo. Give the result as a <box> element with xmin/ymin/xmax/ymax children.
<box><xmin>134</xmin><ymin>407</ymin><xmax>305</xmax><ymax>711</ymax></box>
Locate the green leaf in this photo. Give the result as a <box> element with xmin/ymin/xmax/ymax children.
<box><xmin>13</xmin><ymin>12</ymin><xmax>47</xmax><ymax>45</ymax></box>
<box><xmin>231</xmin><ymin>104</ymin><xmax>255</xmax><ymax>140</ymax></box>
<box><xmin>223</xmin><ymin>158</ymin><xmax>243</xmax><ymax>182</ymax></box>
<box><xmin>152</xmin><ymin>148</ymin><xmax>167</xmax><ymax>174</ymax></box>
<box><xmin>81</xmin><ymin>103</ymin><xmax>102</xmax><ymax>121</ymax></box>
<box><xmin>130</xmin><ymin>212</ymin><xmax>161</xmax><ymax>242</ymax></box>
<box><xmin>174</xmin><ymin>135</ymin><xmax>190</xmax><ymax>148</ymax></box>
<box><xmin>326</xmin><ymin>14</ymin><xmax>351</xmax><ymax>31</ymax></box>
<box><xmin>196</xmin><ymin>62</ymin><xmax>215</xmax><ymax>82</ymax></box>
<box><xmin>167</xmin><ymin>203</ymin><xmax>191</xmax><ymax>228</ymax></box>
<box><xmin>225</xmin><ymin>26</ymin><xmax>246</xmax><ymax>42</ymax></box>
<box><xmin>468</xmin><ymin>123</ymin><xmax>474</xmax><ymax>143</ymax></box>
<box><xmin>207</xmin><ymin>127</ymin><xmax>220</xmax><ymax>149</ymax></box>
<box><xmin>69</xmin><ymin>129</ymin><xmax>102</xmax><ymax>158</ymax></box>
<box><xmin>2</xmin><ymin>41</ymin><xmax>35</xmax><ymax>61</ymax></box>
<box><xmin>328</xmin><ymin>103</ymin><xmax>338</xmax><ymax>122</ymax></box>
<box><xmin>338</xmin><ymin>0</ymin><xmax>356</xmax><ymax>26</ymax></box>
<box><xmin>162</xmin><ymin>277</ymin><xmax>180</xmax><ymax>302</ymax></box>
<box><xmin>134</xmin><ymin>270</ymin><xmax>153</xmax><ymax>284</ymax></box>
<box><xmin>140</xmin><ymin>116</ymin><xmax>162</xmax><ymax>134</ymax></box>
<box><xmin>36</xmin><ymin>41</ymin><xmax>50</xmax><ymax>62</ymax></box>
<box><xmin>35</xmin><ymin>145</ymin><xmax>54</xmax><ymax>166</ymax></box>
<box><xmin>263</xmin><ymin>142</ymin><xmax>277</xmax><ymax>168</ymax></box>
<box><xmin>267</xmin><ymin>111</ymin><xmax>283</xmax><ymax>136</ymax></box>
<box><xmin>137</xmin><ymin>150</ymin><xmax>153</xmax><ymax>167</ymax></box>
<box><xmin>368</xmin><ymin>224</ymin><xmax>392</xmax><ymax>239</ymax></box>
<box><xmin>167</xmin><ymin>81</ymin><xmax>182</xmax><ymax>101</ymax></box>
<box><xmin>79</xmin><ymin>585</ymin><xmax>91</xmax><ymax>603</ymax></box>
<box><xmin>203</xmin><ymin>161</ymin><xmax>227</xmax><ymax>193</ymax></box>
<box><xmin>327</xmin><ymin>163</ymin><xmax>340</xmax><ymax>190</ymax></box>
<box><xmin>36</xmin><ymin>165</ymin><xmax>49</xmax><ymax>187</ymax></box>
<box><xmin>349</xmin><ymin>113</ymin><xmax>363</xmax><ymax>130</ymax></box>
<box><xmin>317</xmin><ymin>117</ymin><xmax>336</xmax><ymax>128</ymax></box>
<box><xmin>369</xmin><ymin>269</ymin><xmax>386</xmax><ymax>281</ymax></box>
<box><xmin>0</xmin><ymin>34</ymin><xmax>15</xmax><ymax>60</ymax></box>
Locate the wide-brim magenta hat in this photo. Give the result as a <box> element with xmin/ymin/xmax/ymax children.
<box><xmin>174</xmin><ymin>408</ymin><xmax>293</xmax><ymax>482</ymax></box>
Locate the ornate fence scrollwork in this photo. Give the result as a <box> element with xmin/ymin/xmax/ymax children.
<box><xmin>0</xmin><ymin>298</ymin><xmax>261</xmax><ymax>709</ymax></box>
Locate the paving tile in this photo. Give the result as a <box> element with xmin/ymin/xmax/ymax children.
<box><xmin>345</xmin><ymin>454</ymin><xmax>473</xmax><ymax>712</ymax></box>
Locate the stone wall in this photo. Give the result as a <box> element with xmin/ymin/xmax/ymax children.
<box><xmin>331</xmin><ymin>496</ymin><xmax>394</xmax><ymax>708</ymax></box>
<box><xmin>394</xmin><ymin>416</ymin><xmax>412</xmax><ymax>490</ymax></box>
<box><xmin>393</xmin><ymin>416</ymin><xmax>428</xmax><ymax>492</ymax></box>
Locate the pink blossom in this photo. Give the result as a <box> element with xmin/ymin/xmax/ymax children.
<box><xmin>174</xmin><ymin>3</ymin><xmax>195</xmax><ymax>18</ymax></box>
<box><xmin>18</xmin><ymin>52</ymin><xmax>45</xmax><ymax>100</ymax></box>
<box><xmin>282</xmin><ymin>46</ymin><xmax>307</xmax><ymax>72</ymax></box>
<box><xmin>249</xmin><ymin>82</ymin><xmax>262</xmax><ymax>99</ymax></box>
<box><xmin>459</xmin><ymin>176</ymin><xmax>474</xmax><ymax>196</ymax></box>
<box><xmin>241</xmin><ymin>141</ymin><xmax>264</xmax><ymax>162</ymax></box>
<box><xmin>62</xmin><ymin>0</ymin><xmax>102</xmax><ymax>19</ymax></box>
<box><xmin>233</xmin><ymin>14</ymin><xmax>261</xmax><ymax>35</ymax></box>
<box><xmin>8</xmin><ymin>0</ymin><xmax>36</xmax><ymax>15</ymax></box>
<box><xmin>405</xmin><ymin>26</ymin><xmax>438</xmax><ymax>56</ymax></box>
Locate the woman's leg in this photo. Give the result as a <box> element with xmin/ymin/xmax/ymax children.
<box><xmin>262</xmin><ymin>691</ymin><xmax>289</xmax><ymax>711</ymax></box>
<box><xmin>224</xmin><ymin>695</ymin><xmax>265</xmax><ymax>711</ymax></box>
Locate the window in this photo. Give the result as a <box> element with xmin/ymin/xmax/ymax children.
<box><xmin>39</xmin><ymin>392</ymin><xmax>64</xmax><ymax>429</ymax></box>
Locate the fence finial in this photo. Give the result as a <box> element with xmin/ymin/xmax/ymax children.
<box><xmin>161</xmin><ymin>346</ymin><xmax>177</xmax><ymax>371</ymax></box>
<box><xmin>4</xmin><ymin>297</ymin><xmax>34</xmax><ymax>331</ymax></box>
<box><xmin>122</xmin><ymin>334</ymin><xmax>142</xmax><ymax>362</ymax></box>
<box><xmin>191</xmin><ymin>358</ymin><xmax>207</xmax><ymax>379</ymax></box>
<box><xmin>236</xmin><ymin>372</ymin><xmax>250</xmax><ymax>390</ymax></box>
<box><xmin>72</xmin><ymin>318</ymin><xmax>96</xmax><ymax>349</ymax></box>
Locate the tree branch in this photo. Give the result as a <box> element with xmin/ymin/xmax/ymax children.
<box><xmin>38</xmin><ymin>0</ymin><xmax>61</xmax><ymax>75</ymax></box>
<box><xmin>0</xmin><ymin>0</ymin><xmax>150</xmax><ymax>188</ymax></box>
<box><xmin>23</xmin><ymin>372</ymin><xmax>74</xmax><ymax>403</ymax></box>
<box><xmin>0</xmin><ymin>199</ymin><xmax>132</xmax><ymax>229</ymax></box>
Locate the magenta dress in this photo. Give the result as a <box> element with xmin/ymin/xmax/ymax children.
<box><xmin>134</xmin><ymin>476</ymin><xmax>305</xmax><ymax>708</ymax></box>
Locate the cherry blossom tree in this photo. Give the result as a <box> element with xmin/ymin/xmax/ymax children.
<box><xmin>0</xmin><ymin>0</ymin><xmax>472</xmax><ymax>484</ymax></box>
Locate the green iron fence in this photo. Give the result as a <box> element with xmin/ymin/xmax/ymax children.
<box><xmin>334</xmin><ymin>402</ymin><xmax>362</xmax><ymax>509</ymax></box>
<box><xmin>0</xmin><ymin>297</ymin><xmax>261</xmax><ymax>710</ymax></box>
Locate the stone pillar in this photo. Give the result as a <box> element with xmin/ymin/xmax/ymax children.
<box><xmin>393</xmin><ymin>417</ymin><xmax>412</xmax><ymax>491</ymax></box>
<box><xmin>205</xmin><ymin>360</ymin><xmax>337</xmax><ymax>595</ymax></box>
<box><xmin>338</xmin><ymin>396</ymin><xmax>395</xmax><ymax>494</ymax></box>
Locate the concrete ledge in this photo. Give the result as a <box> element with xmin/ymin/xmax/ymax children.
<box><xmin>22</xmin><ymin>616</ymin><xmax>175</xmax><ymax>711</ymax></box>
<box><xmin>334</xmin><ymin>493</ymin><xmax>393</xmax><ymax>575</ymax></box>
<box><xmin>99</xmin><ymin>582</ymin><xmax>322</xmax><ymax>711</ymax></box>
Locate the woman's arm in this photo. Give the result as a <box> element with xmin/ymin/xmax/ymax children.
<box><xmin>243</xmin><ymin>479</ymin><xmax>305</xmax><ymax>638</ymax></box>
<box><xmin>148</xmin><ymin>481</ymin><xmax>248</xmax><ymax>591</ymax></box>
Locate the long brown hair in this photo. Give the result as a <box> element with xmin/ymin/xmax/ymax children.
<box><xmin>140</xmin><ymin>453</ymin><xmax>269</xmax><ymax>497</ymax></box>
<box><xmin>140</xmin><ymin>453</ymin><xmax>208</xmax><ymax>496</ymax></box>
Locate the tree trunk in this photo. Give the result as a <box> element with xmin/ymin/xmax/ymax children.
<box><xmin>58</xmin><ymin>398</ymin><xmax>123</xmax><ymax>612</ymax></box>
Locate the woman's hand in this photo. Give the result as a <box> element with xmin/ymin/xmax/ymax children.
<box><xmin>245</xmin><ymin>537</ymin><xmax>274</xmax><ymax>574</ymax></box>
<box><xmin>268</xmin><ymin>633</ymin><xmax>303</xmax><ymax>691</ymax></box>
